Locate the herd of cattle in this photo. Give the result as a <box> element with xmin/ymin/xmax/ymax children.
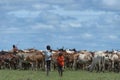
<box><xmin>0</xmin><ymin>48</ymin><xmax>120</xmax><ymax>72</ymax></box>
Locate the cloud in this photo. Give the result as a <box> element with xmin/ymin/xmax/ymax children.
<box><xmin>30</xmin><ymin>23</ymin><xmax>54</xmax><ymax>30</ymax></box>
<box><xmin>52</xmin><ymin>9</ymin><xmax>110</xmax><ymax>23</ymax></box>
<box><xmin>1</xmin><ymin>0</ymin><xmax>120</xmax><ymax>11</ymax></box>
<box><xmin>108</xmin><ymin>35</ymin><xmax>118</xmax><ymax>40</ymax></box>
<box><xmin>7</xmin><ymin>10</ymin><xmax>41</xmax><ymax>18</ymax></box>
<box><xmin>69</xmin><ymin>22</ymin><xmax>82</xmax><ymax>28</ymax></box>
<box><xmin>57</xmin><ymin>35</ymin><xmax>75</xmax><ymax>40</ymax></box>
<box><xmin>0</xmin><ymin>0</ymin><xmax>120</xmax><ymax>50</ymax></box>
<box><xmin>102</xmin><ymin>0</ymin><xmax>120</xmax><ymax>8</ymax></box>
<box><xmin>32</xmin><ymin>3</ymin><xmax>51</xmax><ymax>10</ymax></box>
<box><xmin>0</xmin><ymin>27</ymin><xmax>21</xmax><ymax>34</ymax></box>
<box><xmin>59</xmin><ymin>20</ymin><xmax>82</xmax><ymax>30</ymax></box>
<box><xmin>39</xmin><ymin>0</ymin><xmax>75</xmax><ymax>4</ymax></box>
<box><xmin>92</xmin><ymin>0</ymin><xmax>120</xmax><ymax>11</ymax></box>
<box><xmin>41</xmin><ymin>0</ymin><xmax>120</xmax><ymax>11</ymax></box>
<box><xmin>82</xmin><ymin>33</ymin><xmax>94</xmax><ymax>39</ymax></box>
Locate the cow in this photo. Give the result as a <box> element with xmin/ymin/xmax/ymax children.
<box><xmin>22</xmin><ymin>50</ymin><xmax>45</xmax><ymax>70</ymax></box>
<box><xmin>73</xmin><ymin>50</ymin><xmax>92</xmax><ymax>70</ymax></box>
<box><xmin>88</xmin><ymin>51</ymin><xmax>109</xmax><ymax>72</ymax></box>
<box><xmin>107</xmin><ymin>50</ymin><xmax>120</xmax><ymax>72</ymax></box>
<box><xmin>0</xmin><ymin>51</ymin><xmax>19</xmax><ymax>69</ymax></box>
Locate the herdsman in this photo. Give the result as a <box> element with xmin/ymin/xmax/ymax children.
<box><xmin>44</xmin><ymin>45</ymin><xmax>52</xmax><ymax>76</ymax></box>
<box><xmin>12</xmin><ymin>45</ymin><xmax>18</xmax><ymax>55</ymax></box>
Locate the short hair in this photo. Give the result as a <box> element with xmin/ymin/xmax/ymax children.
<box><xmin>59</xmin><ymin>52</ymin><xmax>63</xmax><ymax>56</ymax></box>
<box><xmin>46</xmin><ymin>45</ymin><xmax>51</xmax><ymax>50</ymax></box>
<box><xmin>13</xmin><ymin>45</ymin><xmax>16</xmax><ymax>48</ymax></box>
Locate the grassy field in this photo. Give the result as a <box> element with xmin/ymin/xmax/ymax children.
<box><xmin>0</xmin><ymin>69</ymin><xmax>120</xmax><ymax>80</ymax></box>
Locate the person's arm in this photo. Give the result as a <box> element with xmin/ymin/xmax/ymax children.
<box><xmin>62</xmin><ymin>56</ymin><xmax>64</xmax><ymax>62</ymax></box>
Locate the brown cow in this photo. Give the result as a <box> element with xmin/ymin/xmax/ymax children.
<box><xmin>24</xmin><ymin>51</ymin><xmax>45</xmax><ymax>70</ymax></box>
<box><xmin>0</xmin><ymin>51</ymin><xmax>19</xmax><ymax>69</ymax></box>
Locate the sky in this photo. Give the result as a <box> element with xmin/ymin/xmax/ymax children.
<box><xmin>0</xmin><ymin>0</ymin><xmax>120</xmax><ymax>51</ymax></box>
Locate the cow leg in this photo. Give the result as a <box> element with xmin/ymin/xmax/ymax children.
<box><xmin>108</xmin><ymin>61</ymin><xmax>112</xmax><ymax>72</ymax></box>
<box><xmin>89</xmin><ymin>62</ymin><xmax>95</xmax><ymax>72</ymax></box>
<box><xmin>118</xmin><ymin>62</ymin><xmax>120</xmax><ymax>72</ymax></box>
<box><xmin>41</xmin><ymin>61</ymin><xmax>44</xmax><ymax>70</ymax></box>
<box><xmin>112</xmin><ymin>61</ymin><xmax>114</xmax><ymax>71</ymax></box>
<box><xmin>97</xmin><ymin>60</ymin><xmax>101</xmax><ymax>72</ymax></box>
<box><xmin>35</xmin><ymin>61</ymin><xmax>38</xmax><ymax>71</ymax></box>
<box><xmin>73</xmin><ymin>60</ymin><xmax>77</xmax><ymax>70</ymax></box>
<box><xmin>19</xmin><ymin>62</ymin><xmax>23</xmax><ymax>70</ymax></box>
<box><xmin>102</xmin><ymin>57</ymin><xmax>105</xmax><ymax>72</ymax></box>
<box><xmin>31</xmin><ymin>62</ymin><xmax>34</xmax><ymax>70</ymax></box>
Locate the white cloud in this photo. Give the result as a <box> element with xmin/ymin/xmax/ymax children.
<box><xmin>54</xmin><ymin>9</ymin><xmax>107</xmax><ymax>16</ymax></box>
<box><xmin>58</xmin><ymin>20</ymin><xmax>82</xmax><ymax>32</ymax></box>
<box><xmin>31</xmin><ymin>23</ymin><xmax>54</xmax><ymax>30</ymax></box>
<box><xmin>60</xmin><ymin>20</ymin><xmax>82</xmax><ymax>30</ymax></box>
<box><xmin>32</xmin><ymin>3</ymin><xmax>51</xmax><ymax>10</ymax></box>
<box><xmin>52</xmin><ymin>9</ymin><xmax>115</xmax><ymax>24</ymax></box>
<box><xmin>33</xmin><ymin>4</ymin><xmax>46</xmax><ymax>9</ymax></box>
<box><xmin>40</xmin><ymin>0</ymin><xmax>75</xmax><ymax>4</ymax></box>
<box><xmin>0</xmin><ymin>27</ymin><xmax>21</xmax><ymax>33</ymax></box>
<box><xmin>37</xmin><ymin>11</ymin><xmax>62</xmax><ymax>25</ymax></box>
<box><xmin>108</xmin><ymin>35</ymin><xmax>118</xmax><ymax>40</ymax></box>
<box><xmin>82</xmin><ymin>33</ymin><xmax>93</xmax><ymax>39</ymax></box>
<box><xmin>0</xmin><ymin>0</ymin><xmax>36</xmax><ymax>3</ymax></box>
<box><xmin>7</xmin><ymin>10</ymin><xmax>41</xmax><ymax>18</ymax></box>
<box><xmin>102</xmin><ymin>0</ymin><xmax>120</xmax><ymax>7</ymax></box>
<box><xmin>0</xmin><ymin>0</ymin><xmax>120</xmax><ymax>50</ymax></box>
<box><xmin>1</xmin><ymin>0</ymin><xmax>120</xmax><ymax>12</ymax></box>
<box><xmin>69</xmin><ymin>22</ymin><xmax>82</xmax><ymax>28</ymax></box>
<box><xmin>93</xmin><ymin>0</ymin><xmax>120</xmax><ymax>10</ymax></box>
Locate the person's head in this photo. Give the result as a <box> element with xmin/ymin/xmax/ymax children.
<box><xmin>58</xmin><ymin>52</ymin><xmax>63</xmax><ymax>56</ymax></box>
<box><xmin>13</xmin><ymin>45</ymin><xmax>16</xmax><ymax>48</ymax></box>
<box><xmin>46</xmin><ymin>45</ymin><xmax>51</xmax><ymax>50</ymax></box>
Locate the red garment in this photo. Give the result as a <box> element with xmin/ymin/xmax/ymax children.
<box><xmin>57</xmin><ymin>56</ymin><xmax>64</xmax><ymax>66</ymax></box>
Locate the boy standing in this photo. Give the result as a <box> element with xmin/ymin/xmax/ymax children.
<box><xmin>57</xmin><ymin>52</ymin><xmax>64</xmax><ymax>77</ymax></box>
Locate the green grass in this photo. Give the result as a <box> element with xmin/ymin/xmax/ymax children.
<box><xmin>0</xmin><ymin>69</ymin><xmax>120</xmax><ymax>80</ymax></box>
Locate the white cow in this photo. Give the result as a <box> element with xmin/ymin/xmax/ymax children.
<box><xmin>108</xmin><ymin>51</ymin><xmax>120</xmax><ymax>72</ymax></box>
<box><xmin>88</xmin><ymin>51</ymin><xmax>108</xmax><ymax>72</ymax></box>
<box><xmin>73</xmin><ymin>50</ymin><xmax>92</xmax><ymax>70</ymax></box>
